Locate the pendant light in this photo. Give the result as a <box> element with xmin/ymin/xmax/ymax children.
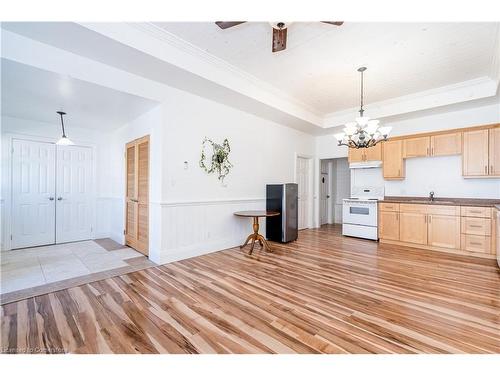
<box><xmin>334</xmin><ymin>67</ymin><xmax>391</xmax><ymax>148</ymax></box>
<box><xmin>56</xmin><ymin>111</ymin><xmax>74</xmax><ymax>146</ymax></box>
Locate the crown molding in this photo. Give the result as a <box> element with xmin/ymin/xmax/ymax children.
<box><xmin>79</xmin><ymin>22</ymin><xmax>323</xmax><ymax>126</ymax></box>
<box><xmin>322</xmin><ymin>76</ymin><xmax>499</xmax><ymax>128</ymax></box>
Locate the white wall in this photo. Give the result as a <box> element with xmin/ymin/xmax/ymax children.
<box><xmin>316</xmin><ymin>101</ymin><xmax>500</xmax><ymax>200</ymax></box>
<box><xmin>156</xmin><ymin>90</ymin><xmax>315</xmax><ymax>264</ymax></box>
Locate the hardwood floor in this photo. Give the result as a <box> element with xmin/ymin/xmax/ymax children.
<box><xmin>1</xmin><ymin>225</ymin><xmax>499</xmax><ymax>354</ymax></box>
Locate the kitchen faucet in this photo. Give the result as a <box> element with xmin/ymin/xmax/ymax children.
<box><xmin>429</xmin><ymin>191</ymin><xmax>435</xmax><ymax>201</ymax></box>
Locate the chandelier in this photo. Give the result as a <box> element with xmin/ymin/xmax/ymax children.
<box><xmin>56</xmin><ymin>111</ymin><xmax>74</xmax><ymax>146</ymax></box>
<box><xmin>335</xmin><ymin>67</ymin><xmax>391</xmax><ymax>148</ymax></box>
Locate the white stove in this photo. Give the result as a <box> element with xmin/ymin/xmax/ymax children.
<box><xmin>342</xmin><ymin>186</ymin><xmax>384</xmax><ymax>240</ymax></box>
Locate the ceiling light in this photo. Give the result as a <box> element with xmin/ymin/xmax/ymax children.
<box><xmin>56</xmin><ymin>111</ymin><xmax>74</xmax><ymax>146</ymax></box>
<box><xmin>335</xmin><ymin>67</ymin><xmax>391</xmax><ymax>149</ymax></box>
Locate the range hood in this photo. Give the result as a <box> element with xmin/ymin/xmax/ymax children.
<box><xmin>349</xmin><ymin>160</ymin><xmax>382</xmax><ymax>169</ymax></box>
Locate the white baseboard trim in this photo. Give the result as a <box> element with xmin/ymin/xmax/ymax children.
<box><xmin>156</xmin><ymin>237</ymin><xmax>242</xmax><ymax>265</ymax></box>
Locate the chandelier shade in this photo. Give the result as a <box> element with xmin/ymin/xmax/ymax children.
<box><xmin>335</xmin><ymin>67</ymin><xmax>391</xmax><ymax>149</ymax></box>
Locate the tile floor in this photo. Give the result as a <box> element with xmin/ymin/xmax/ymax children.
<box><xmin>0</xmin><ymin>240</ymin><xmax>144</xmax><ymax>294</ymax></box>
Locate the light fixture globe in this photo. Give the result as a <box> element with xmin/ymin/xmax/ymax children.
<box><xmin>335</xmin><ymin>67</ymin><xmax>391</xmax><ymax>149</ymax></box>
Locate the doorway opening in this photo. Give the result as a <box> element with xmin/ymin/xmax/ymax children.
<box><xmin>319</xmin><ymin>158</ymin><xmax>350</xmax><ymax>225</ymax></box>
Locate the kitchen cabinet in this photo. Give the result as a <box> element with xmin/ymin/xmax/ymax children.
<box><xmin>461</xmin><ymin>234</ymin><xmax>491</xmax><ymax>254</ymax></box>
<box><xmin>463</xmin><ymin>129</ymin><xmax>490</xmax><ymax>177</ymax></box>
<box><xmin>348</xmin><ymin>148</ymin><xmax>364</xmax><ymax>163</ymax></box>
<box><xmin>348</xmin><ymin>143</ymin><xmax>382</xmax><ymax>162</ymax></box>
<box><xmin>430</xmin><ymin>132</ymin><xmax>462</xmax><ymax>156</ymax></box>
<box><xmin>403</xmin><ymin>136</ymin><xmax>430</xmax><ymax>158</ymax></box>
<box><xmin>489</xmin><ymin>128</ymin><xmax>500</xmax><ymax>176</ymax></box>
<box><xmin>428</xmin><ymin>214</ymin><xmax>461</xmax><ymax>249</ymax></box>
<box><xmin>399</xmin><ymin>212</ymin><xmax>428</xmax><ymax>245</ymax></box>
<box><xmin>382</xmin><ymin>140</ymin><xmax>404</xmax><ymax>179</ymax></box>
<box><xmin>379</xmin><ymin>211</ymin><xmax>399</xmax><ymax>240</ymax></box>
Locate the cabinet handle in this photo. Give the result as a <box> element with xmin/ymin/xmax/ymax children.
<box><xmin>431</xmin><ymin>147</ymin><xmax>434</xmax><ymax>156</ymax></box>
<box><xmin>469</xmin><ymin>225</ymin><xmax>482</xmax><ymax>228</ymax></box>
<box><xmin>485</xmin><ymin>165</ymin><xmax>488</xmax><ymax>174</ymax></box>
<box><xmin>470</xmin><ymin>242</ymin><xmax>482</xmax><ymax>246</ymax></box>
<box><xmin>428</xmin><ymin>215</ymin><xmax>431</xmax><ymax>223</ymax></box>
<box><xmin>424</xmin><ymin>215</ymin><xmax>427</xmax><ymax>223</ymax></box>
<box><xmin>396</xmin><ymin>213</ymin><xmax>399</xmax><ymax>221</ymax></box>
<box><xmin>490</xmin><ymin>165</ymin><xmax>493</xmax><ymax>174</ymax></box>
<box><xmin>427</xmin><ymin>147</ymin><xmax>429</xmax><ymax>156</ymax></box>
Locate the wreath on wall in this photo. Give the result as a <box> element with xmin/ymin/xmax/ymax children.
<box><xmin>199</xmin><ymin>137</ymin><xmax>233</xmax><ymax>182</ymax></box>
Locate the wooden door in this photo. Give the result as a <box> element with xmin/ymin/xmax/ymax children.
<box><xmin>399</xmin><ymin>212</ymin><xmax>427</xmax><ymax>245</ymax></box>
<box><xmin>364</xmin><ymin>143</ymin><xmax>382</xmax><ymax>161</ymax></box>
<box><xmin>11</xmin><ymin>139</ymin><xmax>56</xmax><ymax>249</ymax></box>
<box><xmin>125</xmin><ymin>135</ymin><xmax>149</xmax><ymax>255</ymax></box>
<box><xmin>383</xmin><ymin>140</ymin><xmax>404</xmax><ymax>179</ymax></box>
<box><xmin>430</xmin><ymin>133</ymin><xmax>461</xmax><ymax>156</ymax></box>
<box><xmin>348</xmin><ymin>148</ymin><xmax>364</xmax><ymax>163</ymax></box>
<box><xmin>463</xmin><ymin>129</ymin><xmax>489</xmax><ymax>176</ymax></box>
<box><xmin>428</xmin><ymin>214</ymin><xmax>460</xmax><ymax>249</ymax></box>
<box><xmin>379</xmin><ymin>211</ymin><xmax>399</xmax><ymax>240</ymax></box>
<box><xmin>56</xmin><ymin>145</ymin><xmax>93</xmax><ymax>244</ymax></box>
<box><xmin>403</xmin><ymin>136</ymin><xmax>430</xmax><ymax>158</ymax></box>
<box><xmin>488</xmin><ymin>128</ymin><xmax>500</xmax><ymax>176</ymax></box>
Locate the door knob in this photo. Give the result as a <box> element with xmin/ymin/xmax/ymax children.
<box><xmin>57</xmin><ymin>197</ymin><xmax>63</xmax><ymax>201</ymax></box>
<box><xmin>48</xmin><ymin>197</ymin><xmax>54</xmax><ymax>201</ymax></box>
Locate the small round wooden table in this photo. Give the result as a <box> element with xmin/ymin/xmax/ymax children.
<box><xmin>234</xmin><ymin>210</ymin><xmax>280</xmax><ymax>255</ymax></box>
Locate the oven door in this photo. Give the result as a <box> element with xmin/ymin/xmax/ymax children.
<box><xmin>343</xmin><ymin>201</ymin><xmax>377</xmax><ymax>227</ymax></box>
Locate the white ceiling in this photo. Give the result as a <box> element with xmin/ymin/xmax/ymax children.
<box><xmin>1</xmin><ymin>58</ymin><xmax>158</xmax><ymax>130</ymax></box>
<box><xmin>155</xmin><ymin>22</ymin><xmax>499</xmax><ymax>115</ymax></box>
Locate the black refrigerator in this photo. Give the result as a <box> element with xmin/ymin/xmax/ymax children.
<box><xmin>266</xmin><ymin>183</ymin><xmax>298</xmax><ymax>243</ymax></box>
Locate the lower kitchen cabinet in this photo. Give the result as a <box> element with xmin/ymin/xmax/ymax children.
<box><xmin>427</xmin><ymin>214</ymin><xmax>461</xmax><ymax>249</ymax></box>
<box><xmin>379</xmin><ymin>211</ymin><xmax>399</xmax><ymax>240</ymax></box>
<box><xmin>399</xmin><ymin>212</ymin><xmax>428</xmax><ymax>245</ymax></box>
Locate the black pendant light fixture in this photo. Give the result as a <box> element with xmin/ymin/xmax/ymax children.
<box><xmin>334</xmin><ymin>67</ymin><xmax>392</xmax><ymax>149</ymax></box>
<box><xmin>56</xmin><ymin>111</ymin><xmax>74</xmax><ymax>146</ymax></box>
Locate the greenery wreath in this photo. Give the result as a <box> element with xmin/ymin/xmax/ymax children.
<box><xmin>199</xmin><ymin>137</ymin><xmax>233</xmax><ymax>182</ymax></box>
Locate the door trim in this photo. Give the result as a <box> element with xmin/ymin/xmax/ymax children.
<box><xmin>2</xmin><ymin>132</ymin><xmax>97</xmax><ymax>251</ymax></box>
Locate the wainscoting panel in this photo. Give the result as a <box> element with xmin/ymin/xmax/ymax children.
<box><xmin>158</xmin><ymin>198</ymin><xmax>266</xmax><ymax>264</ymax></box>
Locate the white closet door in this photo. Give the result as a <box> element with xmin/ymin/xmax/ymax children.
<box><xmin>296</xmin><ymin>157</ymin><xmax>310</xmax><ymax>230</ymax></box>
<box><xmin>11</xmin><ymin>139</ymin><xmax>56</xmax><ymax>249</ymax></box>
<box><xmin>56</xmin><ymin>145</ymin><xmax>93</xmax><ymax>243</ymax></box>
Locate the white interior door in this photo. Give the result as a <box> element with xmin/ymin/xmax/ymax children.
<box><xmin>11</xmin><ymin>139</ymin><xmax>56</xmax><ymax>249</ymax></box>
<box><xmin>320</xmin><ymin>172</ymin><xmax>329</xmax><ymax>225</ymax></box>
<box><xmin>55</xmin><ymin>145</ymin><xmax>93</xmax><ymax>243</ymax></box>
<box><xmin>296</xmin><ymin>157</ymin><xmax>310</xmax><ymax>230</ymax></box>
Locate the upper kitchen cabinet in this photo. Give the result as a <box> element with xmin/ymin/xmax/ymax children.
<box><xmin>383</xmin><ymin>140</ymin><xmax>404</xmax><ymax>179</ymax></box>
<box><xmin>463</xmin><ymin>128</ymin><xmax>495</xmax><ymax>177</ymax></box>
<box><xmin>403</xmin><ymin>136</ymin><xmax>430</xmax><ymax>158</ymax></box>
<box><xmin>430</xmin><ymin>132</ymin><xmax>462</xmax><ymax>156</ymax></box>
<box><xmin>489</xmin><ymin>128</ymin><xmax>500</xmax><ymax>176</ymax></box>
<box><xmin>348</xmin><ymin>147</ymin><xmax>364</xmax><ymax>163</ymax></box>
<box><xmin>348</xmin><ymin>143</ymin><xmax>382</xmax><ymax>162</ymax></box>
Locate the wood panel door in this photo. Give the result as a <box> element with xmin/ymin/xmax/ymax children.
<box><xmin>382</xmin><ymin>140</ymin><xmax>404</xmax><ymax>179</ymax></box>
<box><xmin>463</xmin><ymin>129</ymin><xmax>489</xmax><ymax>176</ymax></box>
<box><xmin>125</xmin><ymin>135</ymin><xmax>149</xmax><ymax>255</ymax></box>
<box><xmin>55</xmin><ymin>145</ymin><xmax>93</xmax><ymax>244</ymax></box>
<box><xmin>428</xmin><ymin>214</ymin><xmax>461</xmax><ymax>249</ymax></box>
<box><xmin>399</xmin><ymin>212</ymin><xmax>427</xmax><ymax>245</ymax></box>
<box><xmin>11</xmin><ymin>139</ymin><xmax>56</xmax><ymax>249</ymax></box>
<box><xmin>364</xmin><ymin>143</ymin><xmax>382</xmax><ymax>161</ymax></box>
<box><xmin>379</xmin><ymin>211</ymin><xmax>399</xmax><ymax>240</ymax></box>
<box><xmin>489</xmin><ymin>128</ymin><xmax>500</xmax><ymax>176</ymax></box>
<box><xmin>430</xmin><ymin>133</ymin><xmax>461</xmax><ymax>156</ymax></box>
<box><xmin>348</xmin><ymin>148</ymin><xmax>364</xmax><ymax>163</ymax></box>
<box><xmin>403</xmin><ymin>136</ymin><xmax>430</xmax><ymax>158</ymax></box>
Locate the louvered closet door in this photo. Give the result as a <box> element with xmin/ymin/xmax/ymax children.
<box><xmin>11</xmin><ymin>139</ymin><xmax>56</xmax><ymax>249</ymax></box>
<box><xmin>125</xmin><ymin>135</ymin><xmax>149</xmax><ymax>255</ymax></box>
<box><xmin>55</xmin><ymin>145</ymin><xmax>93</xmax><ymax>243</ymax></box>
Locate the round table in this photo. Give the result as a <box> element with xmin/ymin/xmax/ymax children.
<box><xmin>234</xmin><ymin>210</ymin><xmax>280</xmax><ymax>255</ymax></box>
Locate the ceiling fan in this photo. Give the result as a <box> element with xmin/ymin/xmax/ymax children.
<box><xmin>215</xmin><ymin>21</ymin><xmax>344</xmax><ymax>52</ymax></box>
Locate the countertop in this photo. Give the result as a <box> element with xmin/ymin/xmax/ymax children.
<box><xmin>380</xmin><ymin>196</ymin><xmax>500</xmax><ymax>208</ymax></box>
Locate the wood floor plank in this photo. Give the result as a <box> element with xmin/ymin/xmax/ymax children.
<box><xmin>1</xmin><ymin>224</ymin><xmax>499</xmax><ymax>353</ymax></box>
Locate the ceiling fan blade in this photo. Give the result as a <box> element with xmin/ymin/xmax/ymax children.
<box><xmin>215</xmin><ymin>21</ymin><xmax>246</xmax><ymax>29</ymax></box>
<box><xmin>272</xmin><ymin>27</ymin><xmax>287</xmax><ymax>52</ymax></box>
<box><xmin>321</xmin><ymin>21</ymin><xmax>344</xmax><ymax>26</ymax></box>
